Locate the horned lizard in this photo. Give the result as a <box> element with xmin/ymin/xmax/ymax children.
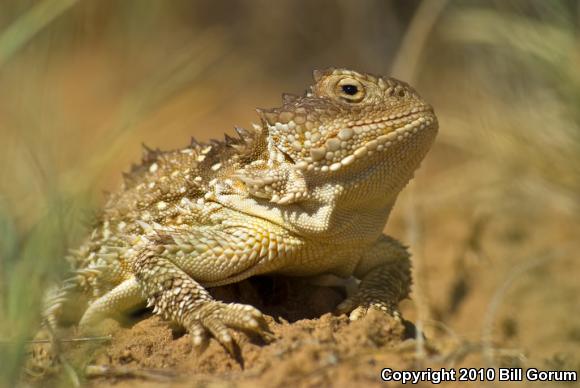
<box><xmin>36</xmin><ymin>68</ymin><xmax>438</xmax><ymax>362</ymax></box>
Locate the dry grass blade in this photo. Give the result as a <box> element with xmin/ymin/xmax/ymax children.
<box><xmin>391</xmin><ymin>0</ymin><xmax>449</xmax><ymax>82</ymax></box>
<box><xmin>0</xmin><ymin>0</ymin><xmax>78</xmax><ymax>66</ymax></box>
<box><xmin>64</xmin><ymin>27</ymin><xmax>230</xmax><ymax>192</ymax></box>
<box><xmin>84</xmin><ymin>365</ymin><xmax>179</xmax><ymax>382</ymax></box>
<box><xmin>442</xmin><ymin>9</ymin><xmax>574</xmax><ymax>72</ymax></box>
<box><xmin>391</xmin><ymin>0</ymin><xmax>449</xmax><ymax>363</ymax></box>
<box><xmin>437</xmin><ymin>6</ymin><xmax>580</xmax><ymax>213</ymax></box>
<box><xmin>481</xmin><ymin>251</ymin><xmax>561</xmax><ymax>366</ymax></box>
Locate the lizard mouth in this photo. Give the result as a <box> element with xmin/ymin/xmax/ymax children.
<box><xmin>296</xmin><ymin>109</ymin><xmax>437</xmax><ymax>173</ymax></box>
<box><xmin>350</xmin><ymin>110</ymin><xmax>436</xmax><ymax>152</ymax></box>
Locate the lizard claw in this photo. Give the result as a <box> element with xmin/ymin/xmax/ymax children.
<box><xmin>186</xmin><ymin>301</ymin><xmax>274</xmax><ymax>355</ymax></box>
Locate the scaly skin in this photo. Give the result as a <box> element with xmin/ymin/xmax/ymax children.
<box><xmin>38</xmin><ymin>68</ymin><xmax>438</xmax><ymax>359</ymax></box>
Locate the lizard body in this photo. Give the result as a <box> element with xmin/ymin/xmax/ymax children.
<box><xmin>40</xmin><ymin>68</ymin><xmax>438</xmax><ymax>355</ymax></box>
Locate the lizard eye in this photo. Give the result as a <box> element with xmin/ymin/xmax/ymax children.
<box><xmin>336</xmin><ymin>78</ymin><xmax>365</xmax><ymax>102</ymax></box>
<box><xmin>342</xmin><ymin>84</ymin><xmax>358</xmax><ymax>95</ymax></box>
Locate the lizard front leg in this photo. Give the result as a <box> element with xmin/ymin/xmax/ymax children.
<box><xmin>130</xmin><ymin>242</ymin><xmax>272</xmax><ymax>354</ymax></box>
<box><xmin>337</xmin><ymin>234</ymin><xmax>411</xmax><ymax>320</ymax></box>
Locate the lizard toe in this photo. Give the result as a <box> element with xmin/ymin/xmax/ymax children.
<box><xmin>189</xmin><ymin>321</ymin><xmax>209</xmax><ymax>353</ymax></box>
<box><xmin>218</xmin><ymin>303</ymin><xmax>274</xmax><ymax>341</ymax></box>
<box><xmin>335</xmin><ymin>296</ymin><xmax>359</xmax><ymax>315</ymax></box>
<box><xmin>337</xmin><ymin>296</ymin><xmax>401</xmax><ymax>321</ymax></box>
<box><xmin>201</xmin><ymin>317</ymin><xmax>237</xmax><ymax>355</ymax></box>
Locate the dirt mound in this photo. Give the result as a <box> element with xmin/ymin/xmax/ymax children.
<box><xmin>52</xmin><ymin>278</ymin><xmax>418</xmax><ymax>387</ymax></box>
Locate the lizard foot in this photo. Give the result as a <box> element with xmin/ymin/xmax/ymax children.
<box><xmin>184</xmin><ymin>301</ymin><xmax>274</xmax><ymax>355</ymax></box>
<box><xmin>336</xmin><ymin>296</ymin><xmax>402</xmax><ymax>322</ymax></box>
<box><xmin>25</xmin><ymin>323</ymin><xmax>63</xmax><ymax>376</ymax></box>
<box><xmin>25</xmin><ymin>336</ymin><xmax>59</xmax><ymax>378</ymax></box>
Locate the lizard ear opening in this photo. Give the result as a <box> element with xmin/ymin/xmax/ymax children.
<box><xmin>276</xmin><ymin>146</ymin><xmax>296</xmax><ymax>164</ymax></box>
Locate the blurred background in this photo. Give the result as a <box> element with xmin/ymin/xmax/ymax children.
<box><xmin>0</xmin><ymin>0</ymin><xmax>579</xmax><ymax>385</ymax></box>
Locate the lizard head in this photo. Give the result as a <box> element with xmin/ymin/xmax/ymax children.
<box><xmin>258</xmin><ymin>68</ymin><xmax>437</xmax><ymax>175</ymax></box>
<box><xmin>238</xmin><ymin>68</ymin><xmax>438</xmax><ymax>205</ymax></box>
